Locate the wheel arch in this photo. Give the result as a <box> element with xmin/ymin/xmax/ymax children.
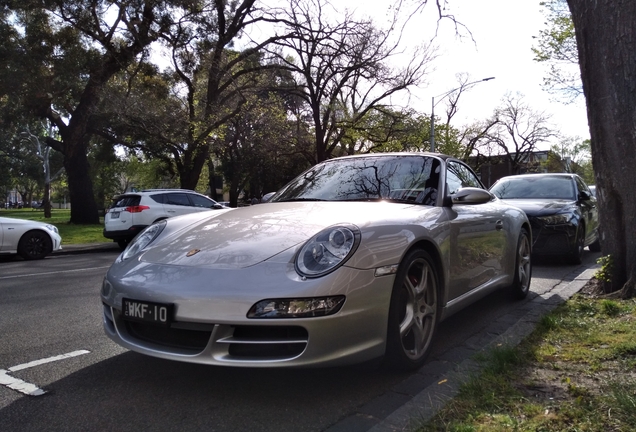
<box><xmin>17</xmin><ymin>228</ymin><xmax>54</xmax><ymax>259</ymax></box>
<box><xmin>18</xmin><ymin>228</ymin><xmax>53</xmax><ymax>245</ymax></box>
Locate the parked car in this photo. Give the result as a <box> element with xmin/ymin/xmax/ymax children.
<box><xmin>489</xmin><ymin>173</ymin><xmax>600</xmax><ymax>264</ymax></box>
<box><xmin>103</xmin><ymin>189</ymin><xmax>227</xmax><ymax>250</ymax></box>
<box><xmin>0</xmin><ymin>217</ymin><xmax>62</xmax><ymax>259</ymax></box>
<box><xmin>101</xmin><ymin>153</ymin><xmax>532</xmax><ymax>371</ymax></box>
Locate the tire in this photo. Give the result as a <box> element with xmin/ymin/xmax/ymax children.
<box><xmin>567</xmin><ymin>224</ymin><xmax>585</xmax><ymax>265</ymax></box>
<box><xmin>511</xmin><ymin>228</ymin><xmax>532</xmax><ymax>299</ymax></box>
<box><xmin>385</xmin><ymin>249</ymin><xmax>440</xmax><ymax>371</ymax></box>
<box><xmin>589</xmin><ymin>230</ymin><xmax>601</xmax><ymax>252</ymax></box>
<box><xmin>17</xmin><ymin>230</ymin><xmax>53</xmax><ymax>260</ymax></box>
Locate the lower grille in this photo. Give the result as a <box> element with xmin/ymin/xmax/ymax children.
<box><xmin>533</xmin><ymin>229</ymin><xmax>570</xmax><ymax>252</ymax></box>
<box><xmin>226</xmin><ymin>326</ymin><xmax>308</xmax><ymax>359</ymax></box>
<box><xmin>124</xmin><ymin>321</ymin><xmax>212</xmax><ymax>353</ymax></box>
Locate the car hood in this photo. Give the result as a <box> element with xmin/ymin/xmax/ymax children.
<box><xmin>0</xmin><ymin>217</ymin><xmax>49</xmax><ymax>228</ymax></box>
<box><xmin>497</xmin><ymin>199</ymin><xmax>576</xmax><ymax>216</ymax></box>
<box><xmin>139</xmin><ymin>201</ymin><xmax>424</xmax><ymax>269</ymax></box>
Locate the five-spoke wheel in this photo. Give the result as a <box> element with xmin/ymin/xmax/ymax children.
<box><xmin>386</xmin><ymin>249</ymin><xmax>439</xmax><ymax>371</ymax></box>
<box><xmin>511</xmin><ymin>228</ymin><xmax>532</xmax><ymax>299</ymax></box>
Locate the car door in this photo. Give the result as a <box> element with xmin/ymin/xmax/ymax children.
<box><xmin>0</xmin><ymin>219</ymin><xmax>23</xmax><ymax>252</ymax></box>
<box><xmin>187</xmin><ymin>193</ymin><xmax>221</xmax><ymax>212</ymax></box>
<box><xmin>444</xmin><ymin>160</ymin><xmax>508</xmax><ymax>300</ymax></box>
<box><xmin>163</xmin><ymin>192</ymin><xmax>195</xmax><ymax>217</ymax></box>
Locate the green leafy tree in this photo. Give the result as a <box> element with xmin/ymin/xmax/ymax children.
<box><xmin>532</xmin><ymin>0</ymin><xmax>582</xmax><ymax>101</ymax></box>
<box><xmin>213</xmin><ymin>92</ymin><xmax>308</xmax><ymax>207</ymax></box>
<box><xmin>1</xmin><ymin>0</ymin><xmax>172</xmax><ymax>223</ymax></box>
<box><xmin>544</xmin><ymin>137</ymin><xmax>594</xmax><ymax>183</ymax></box>
<box><xmin>100</xmin><ymin>1</ymin><xmax>286</xmax><ymax>192</ymax></box>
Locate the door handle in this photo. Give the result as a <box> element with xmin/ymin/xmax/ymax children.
<box><xmin>495</xmin><ymin>220</ymin><xmax>504</xmax><ymax>231</ymax></box>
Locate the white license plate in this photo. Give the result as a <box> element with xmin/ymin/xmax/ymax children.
<box><xmin>110</xmin><ymin>211</ymin><xmax>120</xmax><ymax>219</ymax></box>
<box><xmin>122</xmin><ymin>298</ymin><xmax>173</xmax><ymax>327</ymax></box>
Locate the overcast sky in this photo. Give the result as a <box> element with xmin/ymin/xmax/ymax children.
<box><xmin>346</xmin><ymin>0</ymin><xmax>590</xmax><ymax>148</ymax></box>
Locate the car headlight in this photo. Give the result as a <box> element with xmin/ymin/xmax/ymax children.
<box><xmin>44</xmin><ymin>224</ymin><xmax>58</xmax><ymax>234</ymax></box>
<box><xmin>247</xmin><ymin>296</ymin><xmax>346</xmax><ymax>318</ymax></box>
<box><xmin>538</xmin><ymin>214</ymin><xmax>572</xmax><ymax>225</ymax></box>
<box><xmin>295</xmin><ymin>225</ymin><xmax>360</xmax><ymax>278</ymax></box>
<box><xmin>119</xmin><ymin>220</ymin><xmax>167</xmax><ymax>261</ymax></box>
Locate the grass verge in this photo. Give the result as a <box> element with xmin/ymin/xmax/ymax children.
<box><xmin>417</xmin><ymin>278</ymin><xmax>636</xmax><ymax>431</ymax></box>
<box><xmin>0</xmin><ymin>209</ymin><xmax>105</xmax><ymax>244</ymax></box>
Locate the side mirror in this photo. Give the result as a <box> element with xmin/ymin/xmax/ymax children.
<box><xmin>578</xmin><ymin>190</ymin><xmax>591</xmax><ymax>201</ymax></box>
<box><xmin>451</xmin><ymin>187</ymin><xmax>494</xmax><ymax>205</ymax></box>
<box><xmin>212</xmin><ymin>204</ymin><xmax>225</xmax><ymax>209</ymax></box>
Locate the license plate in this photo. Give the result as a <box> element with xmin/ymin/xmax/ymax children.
<box><xmin>110</xmin><ymin>211</ymin><xmax>120</xmax><ymax>219</ymax></box>
<box><xmin>122</xmin><ymin>298</ymin><xmax>173</xmax><ymax>326</ymax></box>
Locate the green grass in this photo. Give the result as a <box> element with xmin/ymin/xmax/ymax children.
<box><xmin>0</xmin><ymin>208</ymin><xmax>106</xmax><ymax>244</ymax></box>
<box><xmin>417</xmin><ymin>291</ymin><xmax>636</xmax><ymax>431</ymax></box>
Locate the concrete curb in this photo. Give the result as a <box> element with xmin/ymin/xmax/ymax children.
<box><xmin>53</xmin><ymin>242</ymin><xmax>121</xmax><ymax>255</ymax></box>
<box><xmin>326</xmin><ymin>264</ymin><xmax>600</xmax><ymax>432</ymax></box>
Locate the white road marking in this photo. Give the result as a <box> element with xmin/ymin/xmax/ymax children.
<box><xmin>0</xmin><ymin>350</ymin><xmax>91</xmax><ymax>396</ymax></box>
<box><xmin>0</xmin><ymin>267</ymin><xmax>111</xmax><ymax>280</ymax></box>
<box><xmin>0</xmin><ymin>370</ymin><xmax>46</xmax><ymax>396</ymax></box>
<box><xmin>9</xmin><ymin>350</ymin><xmax>90</xmax><ymax>372</ymax></box>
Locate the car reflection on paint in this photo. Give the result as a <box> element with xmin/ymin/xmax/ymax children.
<box><xmin>101</xmin><ymin>153</ymin><xmax>532</xmax><ymax>371</ymax></box>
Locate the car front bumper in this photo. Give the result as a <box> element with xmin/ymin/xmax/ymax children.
<box><xmin>529</xmin><ymin>220</ymin><xmax>577</xmax><ymax>255</ymax></box>
<box><xmin>101</xmin><ymin>260</ymin><xmax>395</xmax><ymax>368</ymax></box>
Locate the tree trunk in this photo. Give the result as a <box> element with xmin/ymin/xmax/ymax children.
<box><xmin>567</xmin><ymin>0</ymin><xmax>636</xmax><ymax>297</ymax></box>
<box><xmin>64</xmin><ymin>139</ymin><xmax>99</xmax><ymax>224</ymax></box>
<box><xmin>43</xmin><ymin>182</ymin><xmax>51</xmax><ymax>218</ymax></box>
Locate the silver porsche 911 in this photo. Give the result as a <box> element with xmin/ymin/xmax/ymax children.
<box><xmin>101</xmin><ymin>153</ymin><xmax>532</xmax><ymax>370</ymax></box>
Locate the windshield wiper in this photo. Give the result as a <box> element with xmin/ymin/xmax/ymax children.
<box><xmin>275</xmin><ymin>198</ymin><xmax>327</xmax><ymax>202</ymax></box>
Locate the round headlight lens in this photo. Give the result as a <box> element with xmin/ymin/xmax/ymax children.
<box><xmin>295</xmin><ymin>226</ymin><xmax>360</xmax><ymax>278</ymax></box>
<box><xmin>120</xmin><ymin>220</ymin><xmax>167</xmax><ymax>261</ymax></box>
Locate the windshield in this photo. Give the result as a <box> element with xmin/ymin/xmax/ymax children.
<box><xmin>272</xmin><ymin>155</ymin><xmax>441</xmax><ymax>205</ymax></box>
<box><xmin>490</xmin><ymin>176</ymin><xmax>576</xmax><ymax>200</ymax></box>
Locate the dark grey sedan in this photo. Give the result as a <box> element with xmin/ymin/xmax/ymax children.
<box><xmin>490</xmin><ymin>173</ymin><xmax>600</xmax><ymax>264</ymax></box>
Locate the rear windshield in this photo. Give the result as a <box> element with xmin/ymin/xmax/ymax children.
<box><xmin>110</xmin><ymin>195</ymin><xmax>141</xmax><ymax>208</ymax></box>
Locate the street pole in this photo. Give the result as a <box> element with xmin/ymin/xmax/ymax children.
<box><xmin>429</xmin><ymin>76</ymin><xmax>495</xmax><ymax>153</ymax></box>
<box><xmin>430</xmin><ymin>96</ymin><xmax>436</xmax><ymax>152</ymax></box>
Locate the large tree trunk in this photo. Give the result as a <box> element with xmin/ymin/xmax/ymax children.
<box><xmin>179</xmin><ymin>146</ymin><xmax>210</xmax><ymax>190</ymax></box>
<box><xmin>64</xmin><ymin>138</ymin><xmax>99</xmax><ymax>224</ymax></box>
<box><xmin>567</xmin><ymin>0</ymin><xmax>636</xmax><ymax>297</ymax></box>
<box><xmin>43</xmin><ymin>182</ymin><xmax>51</xmax><ymax>218</ymax></box>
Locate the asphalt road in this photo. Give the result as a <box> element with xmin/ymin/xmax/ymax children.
<box><xmin>0</xmin><ymin>248</ymin><xmax>600</xmax><ymax>432</ymax></box>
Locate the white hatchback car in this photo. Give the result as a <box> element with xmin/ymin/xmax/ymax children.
<box><xmin>0</xmin><ymin>217</ymin><xmax>62</xmax><ymax>259</ymax></box>
<box><xmin>103</xmin><ymin>189</ymin><xmax>227</xmax><ymax>249</ymax></box>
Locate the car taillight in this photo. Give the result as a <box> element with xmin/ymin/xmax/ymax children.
<box><xmin>125</xmin><ymin>205</ymin><xmax>150</xmax><ymax>213</ymax></box>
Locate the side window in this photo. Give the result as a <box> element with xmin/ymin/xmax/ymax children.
<box><xmin>114</xmin><ymin>196</ymin><xmax>141</xmax><ymax>207</ymax></box>
<box><xmin>446</xmin><ymin>161</ymin><xmax>482</xmax><ymax>195</ymax></box>
<box><xmin>575</xmin><ymin>177</ymin><xmax>590</xmax><ymax>195</ymax></box>
<box><xmin>164</xmin><ymin>193</ymin><xmax>190</xmax><ymax>206</ymax></box>
<box><xmin>150</xmin><ymin>194</ymin><xmax>165</xmax><ymax>204</ymax></box>
<box><xmin>189</xmin><ymin>194</ymin><xmax>215</xmax><ymax>208</ymax></box>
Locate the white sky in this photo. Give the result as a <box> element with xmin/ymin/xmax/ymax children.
<box><xmin>346</xmin><ymin>0</ymin><xmax>590</xmax><ymax>148</ymax></box>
